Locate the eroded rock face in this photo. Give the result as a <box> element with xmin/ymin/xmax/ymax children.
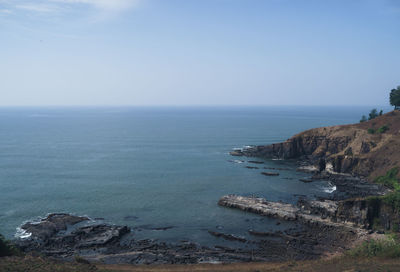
<box><xmin>230</xmin><ymin>111</ymin><xmax>400</xmax><ymax>180</ymax></box>
<box><xmin>336</xmin><ymin>198</ymin><xmax>400</xmax><ymax>231</ymax></box>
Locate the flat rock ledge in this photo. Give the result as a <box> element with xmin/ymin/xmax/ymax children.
<box><xmin>219</xmin><ymin>195</ymin><xmax>300</xmax><ymax>221</ymax></box>
<box><xmin>218</xmin><ymin>195</ymin><xmax>354</xmax><ymax>228</ymax></box>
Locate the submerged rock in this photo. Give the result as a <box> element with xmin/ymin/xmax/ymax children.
<box><xmin>230</xmin><ymin>150</ymin><xmax>244</xmax><ymax>156</ymax></box>
<box><xmin>299</xmin><ymin>178</ymin><xmax>313</xmax><ymax>183</ymax></box>
<box><xmin>248</xmin><ymin>160</ymin><xmax>264</xmax><ymax>164</ymax></box>
<box><xmin>245</xmin><ymin>166</ymin><xmax>259</xmax><ymax>169</ymax></box>
<box><xmin>261</xmin><ymin>172</ymin><xmax>280</xmax><ymax>176</ymax></box>
<box><xmin>207</xmin><ymin>231</ymin><xmax>247</xmax><ymax>243</ymax></box>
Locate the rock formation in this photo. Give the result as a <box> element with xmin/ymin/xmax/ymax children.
<box><xmin>231</xmin><ymin>111</ymin><xmax>400</xmax><ymax>179</ymax></box>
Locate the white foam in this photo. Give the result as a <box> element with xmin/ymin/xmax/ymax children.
<box><xmin>323</xmin><ymin>185</ymin><xmax>337</xmax><ymax>193</ymax></box>
<box><xmin>232</xmin><ymin>145</ymin><xmax>254</xmax><ymax>152</ymax></box>
<box><xmin>15</xmin><ymin>227</ymin><xmax>32</xmax><ymax>239</ymax></box>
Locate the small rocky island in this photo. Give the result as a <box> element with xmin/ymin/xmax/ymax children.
<box><xmin>13</xmin><ymin>111</ymin><xmax>400</xmax><ymax>265</ymax></box>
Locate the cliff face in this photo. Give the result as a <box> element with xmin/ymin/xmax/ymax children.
<box><xmin>336</xmin><ymin>198</ymin><xmax>400</xmax><ymax>231</ymax></box>
<box><xmin>237</xmin><ymin>111</ymin><xmax>400</xmax><ymax>180</ymax></box>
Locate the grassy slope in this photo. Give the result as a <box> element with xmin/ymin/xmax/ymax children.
<box><xmin>99</xmin><ymin>257</ymin><xmax>400</xmax><ymax>272</ymax></box>
<box><xmin>2</xmin><ymin>256</ymin><xmax>400</xmax><ymax>272</ymax></box>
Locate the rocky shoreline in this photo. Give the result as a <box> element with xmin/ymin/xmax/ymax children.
<box><xmin>14</xmin><ymin>211</ymin><xmax>370</xmax><ymax>265</ymax></box>
<box><xmin>13</xmin><ymin>166</ymin><xmax>388</xmax><ymax>265</ymax></box>
<box><xmin>13</xmin><ymin>113</ymin><xmax>400</xmax><ymax>265</ymax></box>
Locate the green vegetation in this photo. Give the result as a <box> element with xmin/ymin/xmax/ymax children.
<box><xmin>369</xmin><ymin>108</ymin><xmax>380</xmax><ymax>120</ymax></box>
<box><xmin>390</xmin><ymin>86</ymin><xmax>400</xmax><ymax>110</ymax></box>
<box><xmin>374</xmin><ymin>168</ymin><xmax>400</xmax><ymax>210</ymax></box>
<box><xmin>375</xmin><ymin>167</ymin><xmax>400</xmax><ymax>191</ymax></box>
<box><xmin>360</xmin><ymin>108</ymin><xmax>383</xmax><ymax>123</ymax></box>
<box><xmin>0</xmin><ymin>234</ymin><xmax>20</xmax><ymax>257</ymax></box>
<box><xmin>364</xmin><ymin>168</ymin><xmax>400</xmax><ymax>231</ymax></box>
<box><xmin>381</xmin><ymin>192</ymin><xmax>400</xmax><ymax>211</ymax></box>
<box><xmin>348</xmin><ymin>234</ymin><xmax>400</xmax><ymax>258</ymax></box>
<box><xmin>377</xmin><ymin>125</ymin><xmax>389</xmax><ymax>133</ymax></box>
<box><xmin>367</xmin><ymin>125</ymin><xmax>389</xmax><ymax>135</ymax></box>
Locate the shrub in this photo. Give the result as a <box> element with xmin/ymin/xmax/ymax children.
<box><xmin>74</xmin><ymin>255</ymin><xmax>91</xmax><ymax>264</ymax></box>
<box><xmin>0</xmin><ymin>234</ymin><xmax>20</xmax><ymax>257</ymax></box>
<box><xmin>382</xmin><ymin>192</ymin><xmax>400</xmax><ymax>211</ymax></box>
<box><xmin>360</xmin><ymin>115</ymin><xmax>367</xmax><ymax>123</ymax></box>
<box><xmin>368</xmin><ymin>128</ymin><xmax>375</xmax><ymax>134</ymax></box>
<box><xmin>375</xmin><ymin>167</ymin><xmax>400</xmax><ymax>191</ymax></box>
<box><xmin>377</xmin><ymin>125</ymin><xmax>389</xmax><ymax>133</ymax></box>
<box><xmin>348</xmin><ymin>237</ymin><xmax>400</xmax><ymax>258</ymax></box>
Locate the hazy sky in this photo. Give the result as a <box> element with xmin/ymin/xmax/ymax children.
<box><xmin>1</xmin><ymin>0</ymin><xmax>399</xmax><ymax>106</ymax></box>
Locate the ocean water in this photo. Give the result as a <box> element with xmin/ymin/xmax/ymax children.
<box><xmin>0</xmin><ymin>106</ymin><xmax>386</xmax><ymax>246</ymax></box>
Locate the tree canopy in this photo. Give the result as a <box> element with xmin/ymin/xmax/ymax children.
<box><xmin>390</xmin><ymin>86</ymin><xmax>400</xmax><ymax>110</ymax></box>
<box><xmin>369</xmin><ymin>109</ymin><xmax>379</xmax><ymax>120</ymax></box>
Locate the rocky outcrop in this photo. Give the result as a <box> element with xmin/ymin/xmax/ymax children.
<box><xmin>20</xmin><ymin>213</ymin><xmax>89</xmax><ymax>240</ymax></box>
<box><xmin>261</xmin><ymin>172</ymin><xmax>279</xmax><ymax>176</ymax></box>
<box><xmin>218</xmin><ymin>195</ymin><xmax>360</xmax><ymax>228</ymax></box>
<box><xmin>15</xmin><ymin>213</ymin><xmax>364</xmax><ymax>264</ymax></box>
<box><xmin>16</xmin><ymin>214</ymin><xmax>130</xmax><ymax>258</ymax></box>
<box><xmin>218</xmin><ymin>194</ymin><xmax>390</xmax><ymax>230</ymax></box>
<box><xmin>336</xmin><ymin>197</ymin><xmax>400</xmax><ymax>231</ymax></box>
<box><xmin>231</xmin><ymin>111</ymin><xmax>400</xmax><ymax>179</ymax></box>
<box><xmin>218</xmin><ymin>195</ymin><xmax>299</xmax><ymax>221</ymax></box>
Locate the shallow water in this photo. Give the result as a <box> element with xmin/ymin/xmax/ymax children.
<box><xmin>0</xmin><ymin>106</ymin><xmax>386</xmax><ymax>246</ymax></box>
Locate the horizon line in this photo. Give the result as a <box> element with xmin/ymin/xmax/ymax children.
<box><xmin>0</xmin><ymin>104</ymin><xmax>392</xmax><ymax>108</ymax></box>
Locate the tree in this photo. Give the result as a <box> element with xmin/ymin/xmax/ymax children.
<box><xmin>360</xmin><ymin>115</ymin><xmax>367</xmax><ymax>123</ymax></box>
<box><xmin>390</xmin><ymin>86</ymin><xmax>400</xmax><ymax>110</ymax></box>
<box><xmin>368</xmin><ymin>109</ymin><xmax>379</xmax><ymax>120</ymax></box>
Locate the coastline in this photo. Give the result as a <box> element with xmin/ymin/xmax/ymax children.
<box><xmin>10</xmin><ymin>111</ymin><xmax>400</xmax><ymax>265</ymax></box>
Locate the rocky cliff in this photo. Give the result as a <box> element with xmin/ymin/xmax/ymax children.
<box><xmin>232</xmin><ymin>110</ymin><xmax>400</xmax><ymax>180</ymax></box>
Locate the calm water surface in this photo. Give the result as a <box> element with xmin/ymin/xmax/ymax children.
<box><xmin>0</xmin><ymin>106</ymin><xmax>385</xmax><ymax>246</ymax></box>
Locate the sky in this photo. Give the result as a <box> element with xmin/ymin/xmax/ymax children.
<box><xmin>0</xmin><ymin>0</ymin><xmax>399</xmax><ymax>106</ymax></box>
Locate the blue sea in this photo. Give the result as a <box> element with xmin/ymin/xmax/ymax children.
<box><xmin>0</xmin><ymin>106</ymin><xmax>387</xmax><ymax>246</ymax></box>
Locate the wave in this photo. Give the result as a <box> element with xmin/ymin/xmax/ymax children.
<box><xmin>14</xmin><ymin>227</ymin><xmax>32</xmax><ymax>239</ymax></box>
<box><xmin>322</xmin><ymin>183</ymin><xmax>336</xmax><ymax>193</ymax></box>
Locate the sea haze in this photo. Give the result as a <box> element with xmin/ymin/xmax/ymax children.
<box><xmin>0</xmin><ymin>106</ymin><xmax>389</xmax><ymax>246</ymax></box>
